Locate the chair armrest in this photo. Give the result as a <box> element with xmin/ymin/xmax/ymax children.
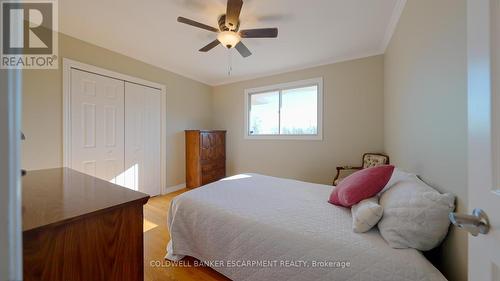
<box><xmin>336</xmin><ymin>166</ymin><xmax>362</xmax><ymax>171</ymax></box>
<box><xmin>333</xmin><ymin>167</ymin><xmax>362</xmax><ymax>185</ymax></box>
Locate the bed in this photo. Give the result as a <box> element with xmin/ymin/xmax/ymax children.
<box><xmin>166</xmin><ymin>173</ymin><xmax>447</xmax><ymax>281</ymax></box>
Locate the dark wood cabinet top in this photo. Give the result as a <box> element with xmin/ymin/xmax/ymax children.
<box><xmin>22</xmin><ymin>168</ymin><xmax>149</xmax><ymax>233</ymax></box>
<box><xmin>185</xmin><ymin>130</ymin><xmax>226</xmax><ymax>133</ymax></box>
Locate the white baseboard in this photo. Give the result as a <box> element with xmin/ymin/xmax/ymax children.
<box><xmin>164</xmin><ymin>183</ymin><xmax>186</xmax><ymax>194</ymax></box>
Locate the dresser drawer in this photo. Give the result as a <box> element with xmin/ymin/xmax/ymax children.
<box><xmin>202</xmin><ymin>168</ymin><xmax>226</xmax><ymax>185</ymax></box>
<box><xmin>201</xmin><ymin>161</ymin><xmax>225</xmax><ymax>172</ymax></box>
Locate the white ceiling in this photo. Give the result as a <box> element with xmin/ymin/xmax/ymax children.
<box><xmin>59</xmin><ymin>0</ymin><xmax>404</xmax><ymax>86</ymax></box>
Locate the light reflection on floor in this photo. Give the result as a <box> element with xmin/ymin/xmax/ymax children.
<box><xmin>144</xmin><ymin>218</ymin><xmax>158</xmax><ymax>233</ymax></box>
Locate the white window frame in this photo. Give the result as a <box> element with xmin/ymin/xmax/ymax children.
<box><xmin>244</xmin><ymin>77</ymin><xmax>323</xmax><ymax>140</ymax></box>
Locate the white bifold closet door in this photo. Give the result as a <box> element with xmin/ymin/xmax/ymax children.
<box><xmin>123</xmin><ymin>82</ymin><xmax>161</xmax><ymax>196</ymax></box>
<box><xmin>70</xmin><ymin>69</ymin><xmax>125</xmax><ymax>185</ymax></box>
<box><xmin>70</xmin><ymin>69</ymin><xmax>161</xmax><ymax>196</ymax></box>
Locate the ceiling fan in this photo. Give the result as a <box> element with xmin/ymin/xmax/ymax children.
<box><xmin>177</xmin><ymin>0</ymin><xmax>278</xmax><ymax>58</ymax></box>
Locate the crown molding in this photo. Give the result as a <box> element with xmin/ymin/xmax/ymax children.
<box><xmin>212</xmin><ymin>50</ymin><xmax>384</xmax><ymax>86</ymax></box>
<box><xmin>379</xmin><ymin>0</ymin><xmax>407</xmax><ymax>53</ymax></box>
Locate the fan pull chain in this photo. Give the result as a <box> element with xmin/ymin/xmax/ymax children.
<box><xmin>227</xmin><ymin>48</ymin><xmax>233</xmax><ymax>76</ymax></box>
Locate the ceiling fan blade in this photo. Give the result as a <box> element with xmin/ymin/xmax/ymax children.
<box><xmin>226</xmin><ymin>0</ymin><xmax>243</xmax><ymax>29</ymax></box>
<box><xmin>240</xmin><ymin>28</ymin><xmax>278</xmax><ymax>38</ymax></box>
<box><xmin>235</xmin><ymin>42</ymin><xmax>252</xmax><ymax>58</ymax></box>
<box><xmin>199</xmin><ymin>39</ymin><xmax>220</xmax><ymax>52</ymax></box>
<box><xmin>177</xmin><ymin>16</ymin><xmax>219</xmax><ymax>32</ymax></box>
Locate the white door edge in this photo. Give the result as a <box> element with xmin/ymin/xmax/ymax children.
<box><xmin>467</xmin><ymin>0</ymin><xmax>500</xmax><ymax>280</ymax></box>
<box><xmin>1</xmin><ymin>69</ymin><xmax>23</xmax><ymax>280</ymax></box>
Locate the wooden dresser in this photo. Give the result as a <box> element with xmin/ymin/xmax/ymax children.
<box><xmin>185</xmin><ymin>130</ymin><xmax>226</xmax><ymax>188</ymax></box>
<box><xmin>22</xmin><ymin>168</ymin><xmax>149</xmax><ymax>281</ymax></box>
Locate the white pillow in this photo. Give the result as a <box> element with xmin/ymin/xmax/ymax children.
<box><xmin>378</xmin><ymin>179</ymin><xmax>455</xmax><ymax>251</ymax></box>
<box><xmin>380</xmin><ymin>168</ymin><xmax>416</xmax><ymax>193</ymax></box>
<box><xmin>351</xmin><ymin>197</ymin><xmax>384</xmax><ymax>233</ymax></box>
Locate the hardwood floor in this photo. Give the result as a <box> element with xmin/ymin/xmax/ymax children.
<box><xmin>143</xmin><ymin>189</ymin><xmax>230</xmax><ymax>281</ymax></box>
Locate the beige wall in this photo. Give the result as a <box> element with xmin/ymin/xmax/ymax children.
<box><xmin>22</xmin><ymin>33</ymin><xmax>213</xmax><ymax>187</ymax></box>
<box><xmin>384</xmin><ymin>1</ymin><xmax>467</xmax><ymax>280</ymax></box>
<box><xmin>212</xmin><ymin>55</ymin><xmax>385</xmax><ymax>185</ymax></box>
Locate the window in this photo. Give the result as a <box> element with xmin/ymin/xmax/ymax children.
<box><xmin>245</xmin><ymin>78</ymin><xmax>323</xmax><ymax>140</ymax></box>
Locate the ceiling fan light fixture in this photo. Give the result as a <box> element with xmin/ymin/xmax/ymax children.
<box><xmin>217</xmin><ymin>31</ymin><xmax>241</xmax><ymax>49</ymax></box>
<box><xmin>178</xmin><ymin>0</ymin><xmax>277</xmax><ymax>58</ymax></box>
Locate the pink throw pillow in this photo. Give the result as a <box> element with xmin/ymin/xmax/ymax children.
<box><xmin>329</xmin><ymin>165</ymin><xmax>395</xmax><ymax>207</ymax></box>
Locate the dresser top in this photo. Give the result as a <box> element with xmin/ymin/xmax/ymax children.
<box><xmin>22</xmin><ymin>168</ymin><xmax>150</xmax><ymax>233</ymax></box>
<box><xmin>185</xmin><ymin>130</ymin><xmax>226</xmax><ymax>133</ymax></box>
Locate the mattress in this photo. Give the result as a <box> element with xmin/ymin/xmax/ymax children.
<box><xmin>166</xmin><ymin>173</ymin><xmax>447</xmax><ymax>281</ymax></box>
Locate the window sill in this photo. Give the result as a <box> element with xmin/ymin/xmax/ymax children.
<box><xmin>244</xmin><ymin>134</ymin><xmax>323</xmax><ymax>141</ymax></box>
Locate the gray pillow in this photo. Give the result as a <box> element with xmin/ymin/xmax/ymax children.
<box><xmin>378</xmin><ymin>178</ymin><xmax>455</xmax><ymax>251</ymax></box>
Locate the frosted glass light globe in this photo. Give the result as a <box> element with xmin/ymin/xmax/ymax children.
<box><xmin>217</xmin><ymin>31</ymin><xmax>241</xmax><ymax>49</ymax></box>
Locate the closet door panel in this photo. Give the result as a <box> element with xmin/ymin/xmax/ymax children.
<box><xmin>143</xmin><ymin>88</ymin><xmax>161</xmax><ymax>196</ymax></box>
<box><xmin>124</xmin><ymin>87</ymin><xmax>143</xmax><ymax>191</ymax></box>
<box><xmin>70</xmin><ymin>69</ymin><xmax>125</xmax><ymax>185</ymax></box>
<box><xmin>125</xmin><ymin>82</ymin><xmax>161</xmax><ymax>196</ymax></box>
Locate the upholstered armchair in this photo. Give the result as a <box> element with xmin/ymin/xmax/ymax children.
<box><xmin>333</xmin><ymin>153</ymin><xmax>390</xmax><ymax>186</ymax></box>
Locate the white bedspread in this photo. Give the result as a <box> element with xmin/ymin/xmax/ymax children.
<box><xmin>166</xmin><ymin>174</ymin><xmax>447</xmax><ymax>281</ymax></box>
